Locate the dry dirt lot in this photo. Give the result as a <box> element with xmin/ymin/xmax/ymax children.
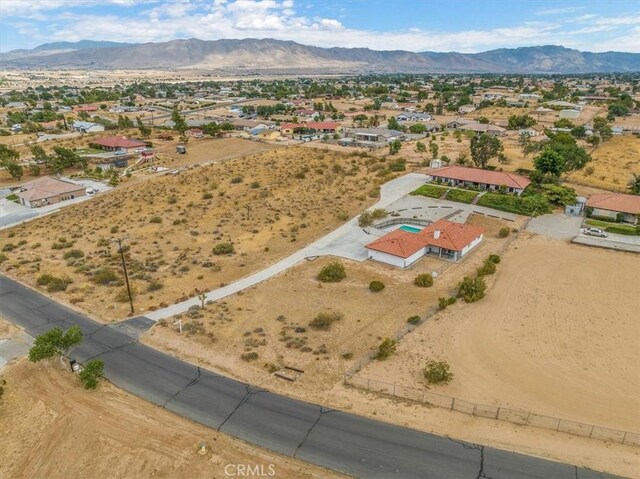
<box><xmin>0</xmin><ymin>146</ymin><xmax>403</xmax><ymax>321</ymax></box>
<box><xmin>566</xmin><ymin>135</ymin><xmax>640</xmax><ymax>191</ymax></box>
<box><xmin>0</xmin><ymin>358</ymin><xmax>342</xmax><ymax>479</ymax></box>
<box><xmin>143</xmin><ymin>214</ymin><xmax>517</xmax><ymax>391</ymax></box>
<box><xmin>360</xmin><ymin>234</ymin><xmax>640</xmax><ymax>433</ymax></box>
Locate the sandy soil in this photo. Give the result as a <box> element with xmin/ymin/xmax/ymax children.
<box><xmin>566</xmin><ymin>135</ymin><xmax>640</xmax><ymax>192</ymax></box>
<box><xmin>361</xmin><ymin>235</ymin><xmax>640</xmax><ymax>432</ymax></box>
<box><xmin>143</xmin><ymin>214</ymin><xmax>518</xmax><ymax>390</ymax></box>
<box><xmin>0</xmin><ymin>146</ymin><xmax>400</xmax><ymax>321</ymax></box>
<box><xmin>0</xmin><ymin>358</ymin><xmax>342</xmax><ymax>479</ymax></box>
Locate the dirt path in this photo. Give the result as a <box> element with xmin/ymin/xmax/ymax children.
<box><xmin>0</xmin><ymin>359</ymin><xmax>343</xmax><ymax>479</ymax></box>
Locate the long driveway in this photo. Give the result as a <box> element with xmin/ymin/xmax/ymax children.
<box><xmin>0</xmin><ymin>275</ymin><xmax>621</xmax><ymax>479</ymax></box>
<box><xmin>147</xmin><ymin>173</ymin><xmax>429</xmax><ymax>320</ymax></box>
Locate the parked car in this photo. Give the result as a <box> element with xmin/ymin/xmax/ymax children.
<box><xmin>583</xmin><ymin>227</ymin><xmax>607</xmax><ymax>237</ymax></box>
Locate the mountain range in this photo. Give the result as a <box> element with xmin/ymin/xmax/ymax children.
<box><xmin>2</xmin><ymin>38</ymin><xmax>639</xmax><ymax>73</ymax></box>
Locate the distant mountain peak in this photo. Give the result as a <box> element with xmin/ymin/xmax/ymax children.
<box><xmin>2</xmin><ymin>38</ymin><xmax>639</xmax><ymax>73</ymax></box>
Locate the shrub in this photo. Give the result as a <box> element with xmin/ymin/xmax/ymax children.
<box><xmin>63</xmin><ymin>249</ymin><xmax>84</xmax><ymax>260</ymax></box>
<box><xmin>370</xmin><ymin>208</ymin><xmax>388</xmax><ymax>220</ymax></box>
<box><xmin>2</xmin><ymin>243</ymin><xmax>16</xmax><ymax>252</ymax></box>
<box><xmin>241</xmin><ymin>352</ymin><xmax>259</xmax><ymax>361</ymax></box>
<box><xmin>230</xmin><ymin>176</ymin><xmax>243</xmax><ymax>184</ymax></box>
<box><xmin>457</xmin><ymin>276</ymin><xmax>486</xmax><ymax>303</ymax></box>
<box><xmin>317</xmin><ymin>261</ymin><xmax>346</xmax><ymax>283</ymax></box>
<box><xmin>202</xmin><ymin>192</ymin><xmax>213</xmax><ymax>199</ymax></box>
<box><xmin>369</xmin><ymin>280</ymin><xmax>385</xmax><ymax>292</ymax></box>
<box><xmin>407</xmin><ymin>315</ymin><xmax>421</xmax><ymax>325</ymax></box>
<box><xmin>93</xmin><ymin>268</ymin><xmax>119</xmax><ymax>285</ymax></box>
<box><xmin>0</xmin><ymin>252</ymin><xmax>7</xmax><ymax>264</ymax></box>
<box><xmin>438</xmin><ymin>296</ymin><xmax>457</xmax><ymax>310</ymax></box>
<box><xmin>212</xmin><ymin>242</ymin><xmax>234</xmax><ymax>255</ymax></box>
<box><xmin>79</xmin><ymin>359</ymin><xmax>104</xmax><ymax>389</ymax></box>
<box><xmin>488</xmin><ymin>254</ymin><xmax>501</xmax><ymax>264</ymax></box>
<box><xmin>149</xmin><ymin>216</ymin><xmax>162</xmax><ymax>223</ymax></box>
<box><xmin>477</xmin><ymin>258</ymin><xmax>496</xmax><ymax>276</ymax></box>
<box><xmin>423</xmin><ymin>359</ymin><xmax>454</xmax><ymax>384</ymax></box>
<box><xmin>115</xmin><ymin>287</ymin><xmax>135</xmax><ymax>303</ymax></box>
<box><xmin>358</xmin><ymin>211</ymin><xmax>373</xmax><ymax>228</ymax></box>
<box><xmin>309</xmin><ymin>311</ymin><xmax>343</xmax><ymax>331</ymax></box>
<box><xmin>414</xmin><ymin>273</ymin><xmax>433</xmax><ymax>288</ymax></box>
<box><xmin>28</xmin><ymin>325</ymin><xmax>83</xmax><ymax>362</ymax></box>
<box><xmin>498</xmin><ymin>227</ymin><xmax>510</xmax><ymax>238</ymax></box>
<box><xmin>410</xmin><ymin>184</ymin><xmax>447</xmax><ymax>199</ymax></box>
<box><xmin>445</xmin><ymin>188</ymin><xmax>478</xmax><ymax>204</ymax></box>
<box><xmin>46</xmin><ymin>276</ymin><xmax>72</xmax><ymax>292</ymax></box>
<box><xmin>147</xmin><ymin>280</ymin><xmax>164</xmax><ymax>292</ymax></box>
<box><xmin>37</xmin><ymin>273</ymin><xmax>55</xmax><ymax>286</ymax></box>
<box><xmin>375</xmin><ymin>338</ymin><xmax>396</xmax><ymax>360</ymax></box>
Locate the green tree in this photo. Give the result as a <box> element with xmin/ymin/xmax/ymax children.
<box><xmin>171</xmin><ymin>108</ymin><xmax>188</xmax><ymax>134</ymax></box>
<box><xmin>52</xmin><ymin>146</ymin><xmax>86</xmax><ymax>173</ymax></box>
<box><xmin>507</xmin><ymin>114</ymin><xmax>536</xmax><ymax>129</ymax></box>
<box><xmin>470</xmin><ymin>133</ymin><xmax>503</xmax><ymax>169</ymax></box>
<box><xmin>353</xmin><ymin>114</ymin><xmax>368</xmax><ymax>127</ymax></box>
<box><xmin>409</xmin><ymin>123</ymin><xmax>427</xmax><ymax>134</ymax></box>
<box><xmin>28</xmin><ymin>326</ymin><xmax>83</xmax><ymax>362</ymax></box>
<box><xmin>415</xmin><ymin>141</ymin><xmax>426</xmax><ymax>154</ymax></box>
<box><xmin>534</xmin><ymin>149</ymin><xmax>566</xmax><ymax>177</ymax></box>
<box><xmin>136</xmin><ymin>116</ymin><xmax>151</xmax><ymax>138</ymax></box>
<box><xmin>0</xmin><ymin>144</ymin><xmax>19</xmax><ymax>163</ymax></box>
<box><xmin>592</xmin><ymin>117</ymin><xmax>612</xmax><ymax>142</ymax></box>
<box><xmin>457</xmin><ymin>276</ymin><xmax>486</xmax><ymax>303</ymax></box>
<box><xmin>546</xmin><ymin>133</ymin><xmax>591</xmax><ymax>172</ymax></box>
<box><xmin>429</xmin><ymin>141</ymin><xmax>439</xmax><ymax>159</ymax></box>
<box><xmin>30</xmin><ymin>144</ymin><xmax>49</xmax><ymax>164</ymax></box>
<box><xmin>4</xmin><ymin>159</ymin><xmax>23</xmax><ymax>180</ymax></box>
<box><xmin>78</xmin><ymin>359</ymin><xmax>104</xmax><ymax>389</ymax></box>
<box><xmin>423</xmin><ymin>359</ymin><xmax>454</xmax><ymax>384</ymax></box>
<box><xmin>629</xmin><ymin>173</ymin><xmax>640</xmax><ymax>195</ymax></box>
<box><xmin>374</xmin><ymin>338</ymin><xmax>397</xmax><ymax>360</ymax></box>
<box><xmin>387</xmin><ymin>116</ymin><xmax>401</xmax><ymax>131</ymax></box>
<box><xmin>388</xmin><ymin>139</ymin><xmax>402</xmax><ymax>155</ymax></box>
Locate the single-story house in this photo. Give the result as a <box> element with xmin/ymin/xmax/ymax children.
<box><xmin>343</xmin><ymin>128</ymin><xmax>404</xmax><ymax>143</ymax></box>
<box><xmin>280</xmin><ymin>122</ymin><xmax>342</xmax><ymax>136</ymax></box>
<box><xmin>293</xmin><ymin>109</ymin><xmax>318</xmax><ymax>119</ymax></box>
<box><xmin>73</xmin><ymin>104</ymin><xmax>98</xmax><ymax>112</ymax></box>
<box><xmin>447</xmin><ymin>119</ymin><xmax>505</xmax><ymax>137</ymax></box>
<box><xmin>71</xmin><ymin>120</ymin><xmax>105</xmax><ymax>134</ymax></box>
<box><xmin>586</xmin><ymin>193</ymin><xmax>640</xmax><ymax>225</ymax></box>
<box><xmin>396</xmin><ymin>112</ymin><xmax>432</xmax><ymax>122</ymax></box>
<box><xmin>428</xmin><ymin>165</ymin><xmax>531</xmax><ymax>196</ymax></box>
<box><xmin>92</xmin><ymin>136</ymin><xmax>148</xmax><ymax>153</ymax></box>
<box><xmin>16</xmin><ymin>176</ymin><xmax>86</xmax><ymax>208</ymax></box>
<box><xmin>518</xmin><ymin>124</ymin><xmax>545</xmax><ymax>137</ymax></box>
<box><xmin>365</xmin><ymin>219</ymin><xmax>486</xmax><ymax>267</ymax></box>
<box><xmin>258</xmin><ymin>129</ymin><xmax>281</xmax><ymax>141</ymax></box>
<box><xmin>458</xmin><ymin>104</ymin><xmax>476</xmax><ymax>115</ymax></box>
<box><xmin>186</xmin><ymin>128</ymin><xmax>204</xmax><ymax>138</ymax></box>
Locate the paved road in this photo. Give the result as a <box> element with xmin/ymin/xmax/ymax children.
<box><xmin>0</xmin><ymin>275</ymin><xmax>621</xmax><ymax>479</ymax></box>
<box><xmin>147</xmin><ymin>173</ymin><xmax>430</xmax><ymax>320</ymax></box>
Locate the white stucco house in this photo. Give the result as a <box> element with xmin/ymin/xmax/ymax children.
<box><xmin>365</xmin><ymin>219</ymin><xmax>486</xmax><ymax>268</ymax></box>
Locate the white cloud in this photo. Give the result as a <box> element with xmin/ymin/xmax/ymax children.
<box><xmin>537</xmin><ymin>6</ymin><xmax>582</xmax><ymax>16</ymax></box>
<box><xmin>3</xmin><ymin>0</ymin><xmax>640</xmax><ymax>53</ymax></box>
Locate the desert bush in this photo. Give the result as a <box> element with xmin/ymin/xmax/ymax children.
<box><xmin>230</xmin><ymin>176</ymin><xmax>243</xmax><ymax>184</ymax></box>
<box><xmin>37</xmin><ymin>273</ymin><xmax>71</xmax><ymax>292</ymax></box>
<box><xmin>414</xmin><ymin>273</ymin><xmax>433</xmax><ymax>288</ymax></box>
<box><xmin>457</xmin><ymin>276</ymin><xmax>486</xmax><ymax>303</ymax></box>
<box><xmin>407</xmin><ymin>315</ymin><xmax>421</xmax><ymax>325</ymax></box>
<box><xmin>149</xmin><ymin>216</ymin><xmax>162</xmax><ymax>223</ymax></box>
<box><xmin>1</xmin><ymin>243</ymin><xmax>16</xmax><ymax>252</ymax></box>
<box><xmin>488</xmin><ymin>254</ymin><xmax>501</xmax><ymax>264</ymax></box>
<box><xmin>477</xmin><ymin>258</ymin><xmax>496</xmax><ymax>276</ymax></box>
<box><xmin>212</xmin><ymin>242</ymin><xmax>234</xmax><ymax>255</ymax></box>
<box><xmin>63</xmin><ymin>249</ymin><xmax>84</xmax><ymax>260</ymax></box>
<box><xmin>498</xmin><ymin>227</ymin><xmax>510</xmax><ymax>238</ymax></box>
<box><xmin>375</xmin><ymin>338</ymin><xmax>397</xmax><ymax>360</ymax></box>
<box><xmin>370</xmin><ymin>208</ymin><xmax>388</xmax><ymax>220</ymax></box>
<box><xmin>241</xmin><ymin>352</ymin><xmax>259</xmax><ymax>361</ymax></box>
<box><xmin>92</xmin><ymin>268</ymin><xmax>119</xmax><ymax>285</ymax></box>
<box><xmin>438</xmin><ymin>296</ymin><xmax>457</xmax><ymax>310</ymax></box>
<box><xmin>147</xmin><ymin>280</ymin><xmax>164</xmax><ymax>292</ymax></box>
<box><xmin>423</xmin><ymin>359</ymin><xmax>454</xmax><ymax>384</ymax></box>
<box><xmin>0</xmin><ymin>252</ymin><xmax>7</xmax><ymax>263</ymax></box>
<box><xmin>317</xmin><ymin>261</ymin><xmax>346</xmax><ymax>283</ymax></box>
<box><xmin>358</xmin><ymin>211</ymin><xmax>373</xmax><ymax>228</ymax></box>
<box><xmin>115</xmin><ymin>286</ymin><xmax>136</xmax><ymax>303</ymax></box>
<box><xmin>309</xmin><ymin>311</ymin><xmax>343</xmax><ymax>331</ymax></box>
<box><xmin>369</xmin><ymin>280</ymin><xmax>385</xmax><ymax>292</ymax></box>
<box><xmin>202</xmin><ymin>192</ymin><xmax>213</xmax><ymax>199</ymax></box>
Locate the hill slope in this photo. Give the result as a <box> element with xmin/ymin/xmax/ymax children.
<box><xmin>3</xmin><ymin>38</ymin><xmax>639</xmax><ymax>73</ymax></box>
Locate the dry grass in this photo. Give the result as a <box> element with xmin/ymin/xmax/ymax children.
<box><xmin>0</xmin><ymin>146</ymin><xmax>404</xmax><ymax>321</ymax></box>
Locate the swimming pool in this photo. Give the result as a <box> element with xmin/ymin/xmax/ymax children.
<box><xmin>399</xmin><ymin>225</ymin><xmax>423</xmax><ymax>233</ymax></box>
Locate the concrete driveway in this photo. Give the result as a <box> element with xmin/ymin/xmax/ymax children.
<box><xmin>526</xmin><ymin>214</ymin><xmax>583</xmax><ymax>240</ymax></box>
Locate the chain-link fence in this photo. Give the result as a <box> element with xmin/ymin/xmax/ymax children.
<box><xmin>344</xmin><ymin>374</ymin><xmax>640</xmax><ymax>446</ymax></box>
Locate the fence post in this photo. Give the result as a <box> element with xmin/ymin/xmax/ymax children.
<box><xmin>451</xmin><ymin>398</ymin><xmax>455</xmax><ymax>411</ymax></box>
<box><xmin>367</xmin><ymin>378</ymin><xmax>370</xmax><ymax>389</ymax></box>
<box><xmin>589</xmin><ymin>425</ymin><xmax>594</xmax><ymax>438</ymax></box>
<box><xmin>473</xmin><ymin>404</ymin><xmax>477</xmax><ymax>416</ymax></box>
<box><xmin>556</xmin><ymin>419</ymin><xmax>561</xmax><ymax>431</ymax></box>
<box><xmin>525</xmin><ymin>412</ymin><xmax>531</xmax><ymax>425</ymax></box>
<box><xmin>495</xmin><ymin>407</ymin><xmax>500</xmax><ymax>420</ymax></box>
<box><xmin>622</xmin><ymin>432</ymin><xmax>627</xmax><ymax>445</ymax></box>
<box><xmin>393</xmin><ymin>383</ymin><xmax>396</xmax><ymax>396</ymax></box>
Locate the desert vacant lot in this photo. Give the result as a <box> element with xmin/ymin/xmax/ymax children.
<box><xmin>144</xmin><ymin>214</ymin><xmax>520</xmax><ymax>395</ymax></box>
<box><xmin>360</xmin><ymin>234</ymin><xmax>640</xmax><ymax>432</ymax></box>
<box><xmin>0</xmin><ymin>146</ymin><xmax>405</xmax><ymax>321</ymax></box>
<box><xmin>0</xmin><ymin>358</ymin><xmax>341</xmax><ymax>479</ymax></box>
<box><xmin>566</xmin><ymin>135</ymin><xmax>640</xmax><ymax>191</ymax></box>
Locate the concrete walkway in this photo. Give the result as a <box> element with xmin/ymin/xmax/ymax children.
<box><xmin>146</xmin><ymin>173</ymin><xmax>428</xmax><ymax>320</ymax></box>
<box><xmin>0</xmin><ymin>331</ymin><xmax>33</xmax><ymax>371</ymax></box>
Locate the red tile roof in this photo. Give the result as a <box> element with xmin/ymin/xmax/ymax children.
<box><xmin>307</xmin><ymin>121</ymin><xmax>341</xmax><ymax>130</ymax></box>
<box><xmin>365</xmin><ymin>219</ymin><xmax>486</xmax><ymax>258</ymax></box>
<box><xmin>430</xmin><ymin>165</ymin><xmax>531</xmax><ymax>190</ymax></box>
<box><xmin>92</xmin><ymin>136</ymin><xmax>147</xmax><ymax>149</ymax></box>
<box><xmin>586</xmin><ymin>193</ymin><xmax>640</xmax><ymax>215</ymax></box>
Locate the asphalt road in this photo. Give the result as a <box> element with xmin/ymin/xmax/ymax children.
<box><xmin>0</xmin><ymin>275</ymin><xmax>622</xmax><ymax>479</ymax></box>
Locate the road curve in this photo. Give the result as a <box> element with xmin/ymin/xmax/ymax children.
<box><xmin>0</xmin><ymin>275</ymin><xmax>622</xmax><ymax>479</ymax></box>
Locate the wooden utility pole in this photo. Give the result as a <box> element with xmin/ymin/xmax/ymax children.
<box><xmin>113</xmin><ymin>237</ymin><xmax>134</xmax><ymax>314</ymax></box>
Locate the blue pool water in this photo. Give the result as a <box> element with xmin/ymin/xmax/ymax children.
<box><xmin>399</xmin><ymin>225</ymin><xmax>422</xmax><ymax>233</ymax></box>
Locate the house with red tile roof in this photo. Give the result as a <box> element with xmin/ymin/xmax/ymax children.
<box><xmin>428</xmin><ymin>165</ymin><xmax>531</xmax><ymax>196</ymax></box>
<box><xmin>365</xmin><ymin>219</ymin><xmax>486</xmax><ymax>267</ymax></box>
<box><xmin>586</xmin><ymin>193</ymin><xmax>640</xmax><ymax>225</ymax></box>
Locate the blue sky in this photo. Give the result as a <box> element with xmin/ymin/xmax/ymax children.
<box><xmin>2</xmin><ymin>0</ymin><xmax>640</xmax><ymax>53</ymax></box>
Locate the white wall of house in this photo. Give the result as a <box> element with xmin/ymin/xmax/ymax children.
<box><xmin>460</xmin><ymin>234</ymin><xmax>484</xmax><ymax>257</ymax></box>
<box><xmin>591</xmin><ymin>208</ymin><xmax>618</xmax><ymax>220</ymax></box>
<box><xmin>367</xmin><ymin>248</ymin><xmax>424</xmax><ymax>268</ymax></box>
